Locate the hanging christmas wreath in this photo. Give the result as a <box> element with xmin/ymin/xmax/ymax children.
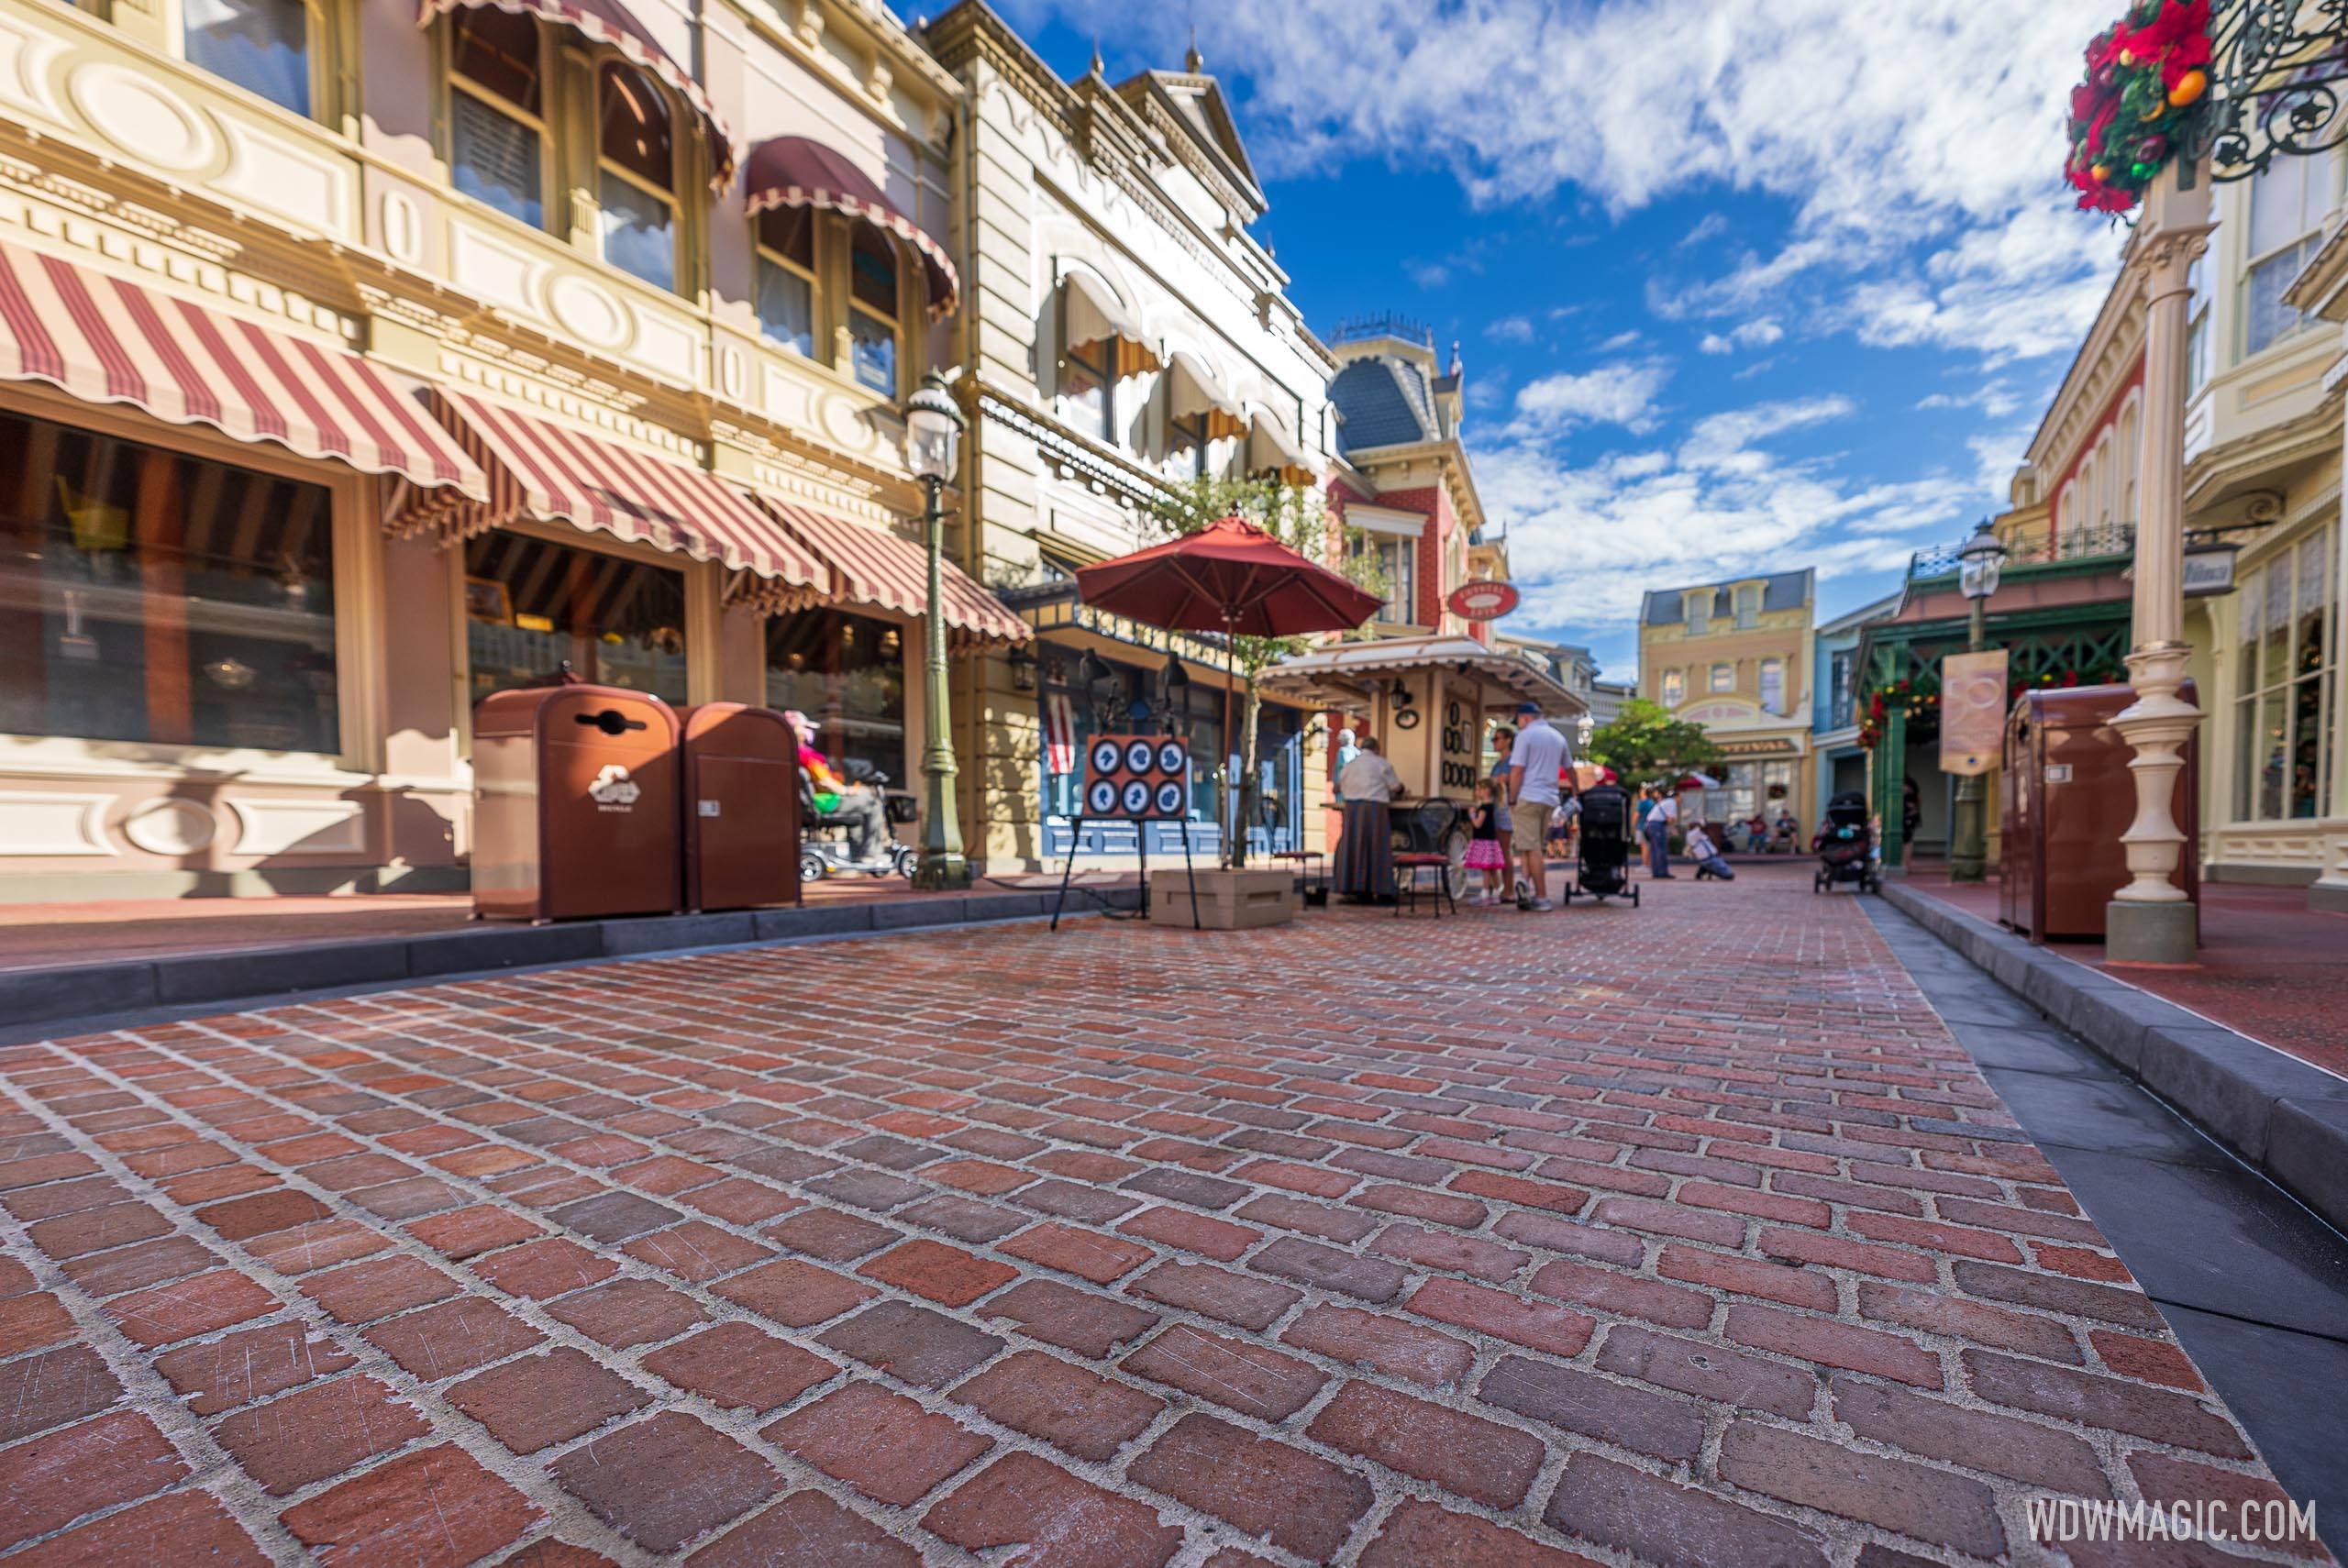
<box><xmin>2065</xmin><ymin>0</ymin><xmax>2212</xmax><ymax>214</ymax></box>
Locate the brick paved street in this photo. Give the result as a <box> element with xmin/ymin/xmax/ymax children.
<box><xmin>0</xmin><ymin>864</ymin><xmax>2324</xmax><ymax>1566</ymax></box>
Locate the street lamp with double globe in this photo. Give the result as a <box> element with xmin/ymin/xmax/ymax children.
<box><xmin>904</xmin><ymin>372</ymin><xmax>969</xmax><ymax>890</ymax></box>
<box><xmin>1949</xmin><ymin>520</ymin><xmax>2008</xmax><ymax>883</ymax></box>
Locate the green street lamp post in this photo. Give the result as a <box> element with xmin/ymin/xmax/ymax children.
<box><xmin>904</xmin><ymin>372</ymin><xmax>969</xmax><ymax>890</ymax></box>
<box><xmin>1948</xmin><ymin>520</ymin><xmax>2008</xmax><ymax>883</ymax></box>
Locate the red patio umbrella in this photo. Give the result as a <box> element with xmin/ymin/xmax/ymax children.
<box><xmin>1075</xmin><ymin>514</ymin><xmax>1381</xmax><ymax>862</ymax></box>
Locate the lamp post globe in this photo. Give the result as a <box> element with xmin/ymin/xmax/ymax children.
<box><xmin>1948</xmin><ymin>520</ymin><xmax>2008</xmax><ymax>885</ymax></box>
<box><xmin>903</xmin><ymin>372</ymin><xmax>969</xmax><ymax>890</ymax></box>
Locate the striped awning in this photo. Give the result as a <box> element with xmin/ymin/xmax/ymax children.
<box><xmin>418</xmin><ymin>0</ymin><xmax>737</xmax><ymax>186</ymax></box>
<box><xmin>0</xmin><ymin>241</ymin><xmax>486</xmax><ymax>502</ymax></box>
<box><xmin>743</xmin><ymin>137</ymin><xmax>957</xmax><ymax>318</ymax></box>
<box><xmin>399</xmin><ymin>390</ymin><xmax>824</xmax><ymax>612</ymax></box>
<box><xmin>766</xmin><ymin>502</ymin><xmax>1030</xmax><ymax>646</ymax></box>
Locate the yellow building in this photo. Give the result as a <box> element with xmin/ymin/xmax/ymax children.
<box><xmin>0</xmin><ymin>0</ymin><xmax>1032</xmax><ymax>898</ymax></box>
<box><xmin>1636</xmin><ymin>569</ymin><xmax>1817</xmax><ymax>829</ymax></box>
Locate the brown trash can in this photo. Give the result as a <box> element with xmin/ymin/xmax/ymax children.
<box><xmin>2001</xmin><ymin>681</ymin><xmax>2199</xmax><ymax>942</ymax></box>
<box><xmin>471</xmin><ymin>683</ymin><xmax>681</xmax><ymax>922</ymax></box>
<box><xmin>678</xmin><ymin>703</ymin><xmax>802</xmax><ymax>911</ymax></box>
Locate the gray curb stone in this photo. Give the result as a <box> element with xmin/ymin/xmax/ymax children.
<box><xmin>1882</xmin><ymin>881</ymin><xmax>2348</xmax><ymax>1235</ymax></box>
<box><xmin>0</xmin><ymin>884</ymin><xmax>1142</xmax><ymax>1032</ymax></box>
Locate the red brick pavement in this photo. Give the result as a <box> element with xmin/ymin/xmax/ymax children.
<box><xmin>0</xmin><ymin>864</ymin><xmax>2324</xmax><ymax>1565</ymax></box>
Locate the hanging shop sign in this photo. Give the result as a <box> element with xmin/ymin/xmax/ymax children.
<box><xmin>1939</xmin><ymin>650</ymin><xmax>2010</xmax><ymax>777</ymax></box>
<box><xmin>1445</xmin><ymin>580</ymin><xmax>1520</xmax><ymax>622</ymax></box>
<box><xmin>2182</xmin><ymin>540</ymin><xmax>2240</xmax><ymax>598</ymax></box>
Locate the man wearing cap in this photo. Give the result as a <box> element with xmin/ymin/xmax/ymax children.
<box><xmin>1505</xmin><ymin>702</ymin><xmax>1569</xmax><ymax>911</ymax></box>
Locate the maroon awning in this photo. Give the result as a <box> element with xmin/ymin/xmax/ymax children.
<box><xmin>743</xmin><ymin>136</ymin><xmax>959</xmax><ymax>318</ymax></box>
<box><xmin>417</xmin><ymin>0</ymin><xmax>737</xmax><ymax>187</ymax></box>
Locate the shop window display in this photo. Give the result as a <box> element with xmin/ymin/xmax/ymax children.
<box><xmin>462</xmin><ymin>531</ymin><xmax>687</xmax><ymax>703</ymax></box>
<box><xmin>0</xmin><ymin>412</ymin><xmax>338</xmax><ymax>753</ymax></box>
<box><xmin>767</xmin><ymin>608</ymin><xmax>904</xmax><ymax>783</ymax></box>
<box><xmin>2233</xmin><ymin>524</ymin><xmax>2335</xmax><ymax>823</ymax></box>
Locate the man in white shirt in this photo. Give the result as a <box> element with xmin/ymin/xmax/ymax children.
<box><xmin>1643</xmin><ymin>789</ymin><xmax>1678</xmax><ymax>878</ymax></box>
<box><xmin>1505</xmin><ymin>702</ymin><xmax>1569</xmax><ymax>911</ymax></box>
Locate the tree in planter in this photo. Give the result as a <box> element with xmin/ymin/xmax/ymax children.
<box><xmin>1585</xmin><ymin>698</ymin><xmax>1723</xmax><ymax>787</ymax></box>
<box><xmin>1136</xmin><ymin>475</ymin><xmax>1386</xmax><ymax>867</ymax></box>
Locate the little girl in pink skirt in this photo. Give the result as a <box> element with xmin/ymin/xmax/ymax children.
<box><xmin>1465</xmin><ymin>778</ymin><xmax>1509</xmax><ymax>905</ymax></box>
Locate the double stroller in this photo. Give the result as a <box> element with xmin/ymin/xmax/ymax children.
<box><xmin>1563</xmin><ymin>782</ymin><xmax>1640</xmax><ymax>906</ymax></box>
<box><xmin>1812</xmin><ymin>791</ymin><xmax>1879</xmax><ymax>894</ymax></box>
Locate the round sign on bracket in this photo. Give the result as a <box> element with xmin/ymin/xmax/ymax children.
<box><xmin>1445</xmin><ymin>580</ymin><xmax>1521</xmax><ymax>622</ymax></box>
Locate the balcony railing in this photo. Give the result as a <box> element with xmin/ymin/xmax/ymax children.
<box><xmin>1907</xmin><ymin>521</ymin><xmax>2136</xmax><ymax>581</ymax></box>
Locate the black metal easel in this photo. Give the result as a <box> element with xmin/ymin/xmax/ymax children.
<box><xmin>1050</xmin><ymin>816</ymin><xmax>1201</xmax><ymax>932</ymax></box>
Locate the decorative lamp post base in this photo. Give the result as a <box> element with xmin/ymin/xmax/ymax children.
<box><xmin>2105</xmin><ymin>641</ymin><xmax>2198</xmax><ymax>965</ymax></box>
<box><xmin>2105</xmin><ymin>900</ymin><xmax>2197</xmax><ymax>964</ymax></box>
<box><xmin>912</xmin><ymin>851</ymin><xmax>970</xmax><ymax>892</ymax></box>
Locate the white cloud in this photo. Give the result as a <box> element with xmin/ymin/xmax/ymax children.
<box><xmin>1506</xmin><ymin>360</ymin><xmax>1672</xmax><ymax>437</ymax></box>
<box><xmin>1469</xmin><ymin>393</ymin><xmax>1972</xmax><ymax>633</ymax></box>
<box><xmin>1595</xmin><ymin>328</ymin><xmax>1643</xmax><ymax>352</ymax></box>
<box><xmin>1027</xmin><ymin>0</ymin><xmax>2121</xmax><ymax>366</ymax></box>
<box><xmin>1484</xmin><ymin>315</ymin><xmax>1535</xmax><ymax>343</ymax></box>
<box><xmin>1697</xmin><ymin>319</ymin><xmax>1784</xmax><ymax>355</ymax></box>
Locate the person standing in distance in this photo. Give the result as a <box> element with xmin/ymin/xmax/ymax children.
<box><xmin>1505</xmin><ymin>702</ymin><xmax>1569</xmax><ymax>911</ymax></box>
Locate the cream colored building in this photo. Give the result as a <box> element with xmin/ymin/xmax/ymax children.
<box><xmin>0</xmin><ymin>0</ymin><xmax>1036</xmax><ymax>898</ymax></box>
<box><xmin>1998</xmin><ymin>150</ymin><xmax>2346</xmax><ymax>902</ymax></box>
<box><xmin>1637</xmin><ymin>569</ymin><xmax>1817</xmax><ymax>827</ymax></box>
<box><xmin>923</xmin><ymin>5</ymin><xmax>1338</xmax><ymax>868</ymax></box>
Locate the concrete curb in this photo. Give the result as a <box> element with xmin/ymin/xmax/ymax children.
<box><xmin>1881</xmin><ymin>881</ymin><xmax>2348</xmax><ymax>1234</ymax></box>
<box><xmin>2</xmin><ymin>885</ymin><xmax>1139</xmax><ymax>1032</ymax></box>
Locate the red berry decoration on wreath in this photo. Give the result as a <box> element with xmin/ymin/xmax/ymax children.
<box><xmin>2064</xmin><ymin>0</ymin><xmax>2211</xmax><ymax>214</ymax></box>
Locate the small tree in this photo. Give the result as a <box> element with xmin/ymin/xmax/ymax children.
<box><xmin>1585</xmin><ymin>698</ymin><xmax>1723</xmax><ymax>786</ymax></box>
<box><xmin>1137</xmin><ymin>475</ymin><xmax>1381</xmax><ymax>866</ymax></box>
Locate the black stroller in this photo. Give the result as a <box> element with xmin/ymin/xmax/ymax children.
<box><xmin>1563</xmin><ymin>782</ymin><xmax>1639</xmax><ymax>906</ymax></box>
<box><xmin>1812</xmin><ymin>791</ymin><xmax>1880</xmax><ymax>894</ymax></box>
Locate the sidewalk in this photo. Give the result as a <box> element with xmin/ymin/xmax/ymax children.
<box><xmin>1900</xmin><ymin>869</ymin><xmax>2348</xmax><ymax>1080</ymax></box>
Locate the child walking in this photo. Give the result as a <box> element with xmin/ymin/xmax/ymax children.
<box><xmin>1465</xmin><ymin>778</ymin><xmax>1510</xmax><ymax>905</ymax></box>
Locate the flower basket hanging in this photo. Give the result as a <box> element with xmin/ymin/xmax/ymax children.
<box><xmin>2064</xmin><ymin>0</ymin><xmax>2212</xmax><ymax>214</ymax></box>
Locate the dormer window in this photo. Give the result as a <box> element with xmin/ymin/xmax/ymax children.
<box><xmin>1734</xmin><ymin>582</ymin><xmax>1762</xmax><ymax>628</ymax></box>
<box><xmin>1684</xmin><ymin>589</ymin><xmax>1711</xmax><ymax>635</ymax></box>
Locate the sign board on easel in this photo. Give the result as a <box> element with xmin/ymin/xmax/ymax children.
<box><xmin>1051</xmin><ymin>735</ymin><xmax>1202</xmax><ymax>930</ymax></box>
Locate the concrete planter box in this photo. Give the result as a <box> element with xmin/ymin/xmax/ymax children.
<box><xmin>1149</xmin><ymin>867</ymin><xmax>1299</xmax><ymax>930</ymax></box>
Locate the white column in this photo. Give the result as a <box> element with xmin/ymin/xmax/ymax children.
<box><xmin>2107</xmin><ymin>169</ymin><xmax>2212</xmax><ymax>962</ymax></box>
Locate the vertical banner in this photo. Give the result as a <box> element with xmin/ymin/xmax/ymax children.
<box><xmin>1939</xmin><ymin>650</ymin><xmax>2010</xmax><ymax>776</ymax></box>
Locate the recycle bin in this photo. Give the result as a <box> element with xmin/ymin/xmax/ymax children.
<box><xmin>678</xmin><ymin>702</ymin><xmax>802</xmax><ymax>911</ymax></box>
<box><xmin>471</xmin><ymin>682</ymin><xmax>681</xmax><ymax>922</ymax></box>
<box><xmin>2001</xmin><ymin>681</ymin><xmax>2198</xmax><ymax>941</ymax></box>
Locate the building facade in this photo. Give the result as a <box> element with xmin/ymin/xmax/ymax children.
<box><xmin>923</xmin><ymin>6</ymin><xmax>1337</xmax><ymax>868</ymax></box>
<box><xmin>0</xmin><ymin>0</ymin><xmax>1035</xmax><ymax>899</ymax></box>
<box><xmin>1637</xmin><ymin>569</ymin><xmax>1817</xmax><ymax>827</ymax></box>
<box><xmin>1811</xmin><ymin>592</ymin><xmax>1899</xmax><ymax>822</ymax></box>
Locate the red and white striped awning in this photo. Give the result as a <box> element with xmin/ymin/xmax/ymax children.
<box><xmin>402</xmin><ymin>390</ymin><xmax>825</xmax><ymax>611</ymax></box>
<box><xmin>743</xmin><ymin>137</ymin><xmax>958</xmax><ymax>318</ymax></box>
<box><xmin>766</xmin><ymin>501</ymin><xmax>1029</xmax><ymax>646</ymax></box>
<box><xmin>418</xmin><ymin>0</ymin><xmax>737</xmax><ymax>186</ymax></box>
<box><xmin>0</xmin><ymin>241</ymin><xmax>486</xmax><ymax>501</ymax></box>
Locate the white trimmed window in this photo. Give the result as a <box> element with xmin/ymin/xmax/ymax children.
<box><xmin>847</xmin><ymin>223</ymin><xmax>900</xmax><ymax>395</ymax></box>
<box><xmin>1759</xmin><ymin>657</ymin><xmax>1785</xmax><ymax>714</ymax></box>
<box><xmin>449</xmin><ymin>8</ymin><xmax>547</xmax><ymax>231</ymax></box>
<box><xmin>755</xmin><ymin>206</ymin><xmax>817</xmax><ymax>359</ymax></box>
<box><xmin>1661</xmin><ymin>668</ymin><xmax>1684</xmax><ymax>706</ymax></box>
<box><xmin>183</xmin><ymin>0</ymin><xmax>312</xmax><ymax>116</ymax></box>
<box><xmin>1710</xmin><ymin>662</ymin><xmax>1733</xmax><ymax>694</ymax></box>
<box><xmin>597</xmin><ymin>61</ymin><xmax>678</xmax><ymax>293</ymax></box>
<box><xmin>2243</xmin><ymin>151</ymin><xmax>2337</xmax><ymax>358</ymax></box>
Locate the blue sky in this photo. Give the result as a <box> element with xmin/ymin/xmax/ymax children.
<box><xmin>925</xmin><ymin>0</ymin><xmax>2132</xmax><ymax>679</ymax></box>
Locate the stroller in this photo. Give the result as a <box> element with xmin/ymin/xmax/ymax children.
<box><xmin>1563</xmin><ymin>782</ymin><xmax>1639</xmax><ymax>906</ymax></box>
<box><xmin>1812</xmin><ymin>791</ymin><xmax>1879</xmax><ymax>894</ymax></box>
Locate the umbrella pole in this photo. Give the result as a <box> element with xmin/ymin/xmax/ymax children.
<box><xmin>1222</xmin><ymin>610</ymin><xmax>1240</xmax><ymax>869</ymax></box>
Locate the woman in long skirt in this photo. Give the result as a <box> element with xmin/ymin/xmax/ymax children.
<box><xmin>1334</xmin><ymin>736</ymin><xmax>1403</xmax><ymax>900</ymax></box>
